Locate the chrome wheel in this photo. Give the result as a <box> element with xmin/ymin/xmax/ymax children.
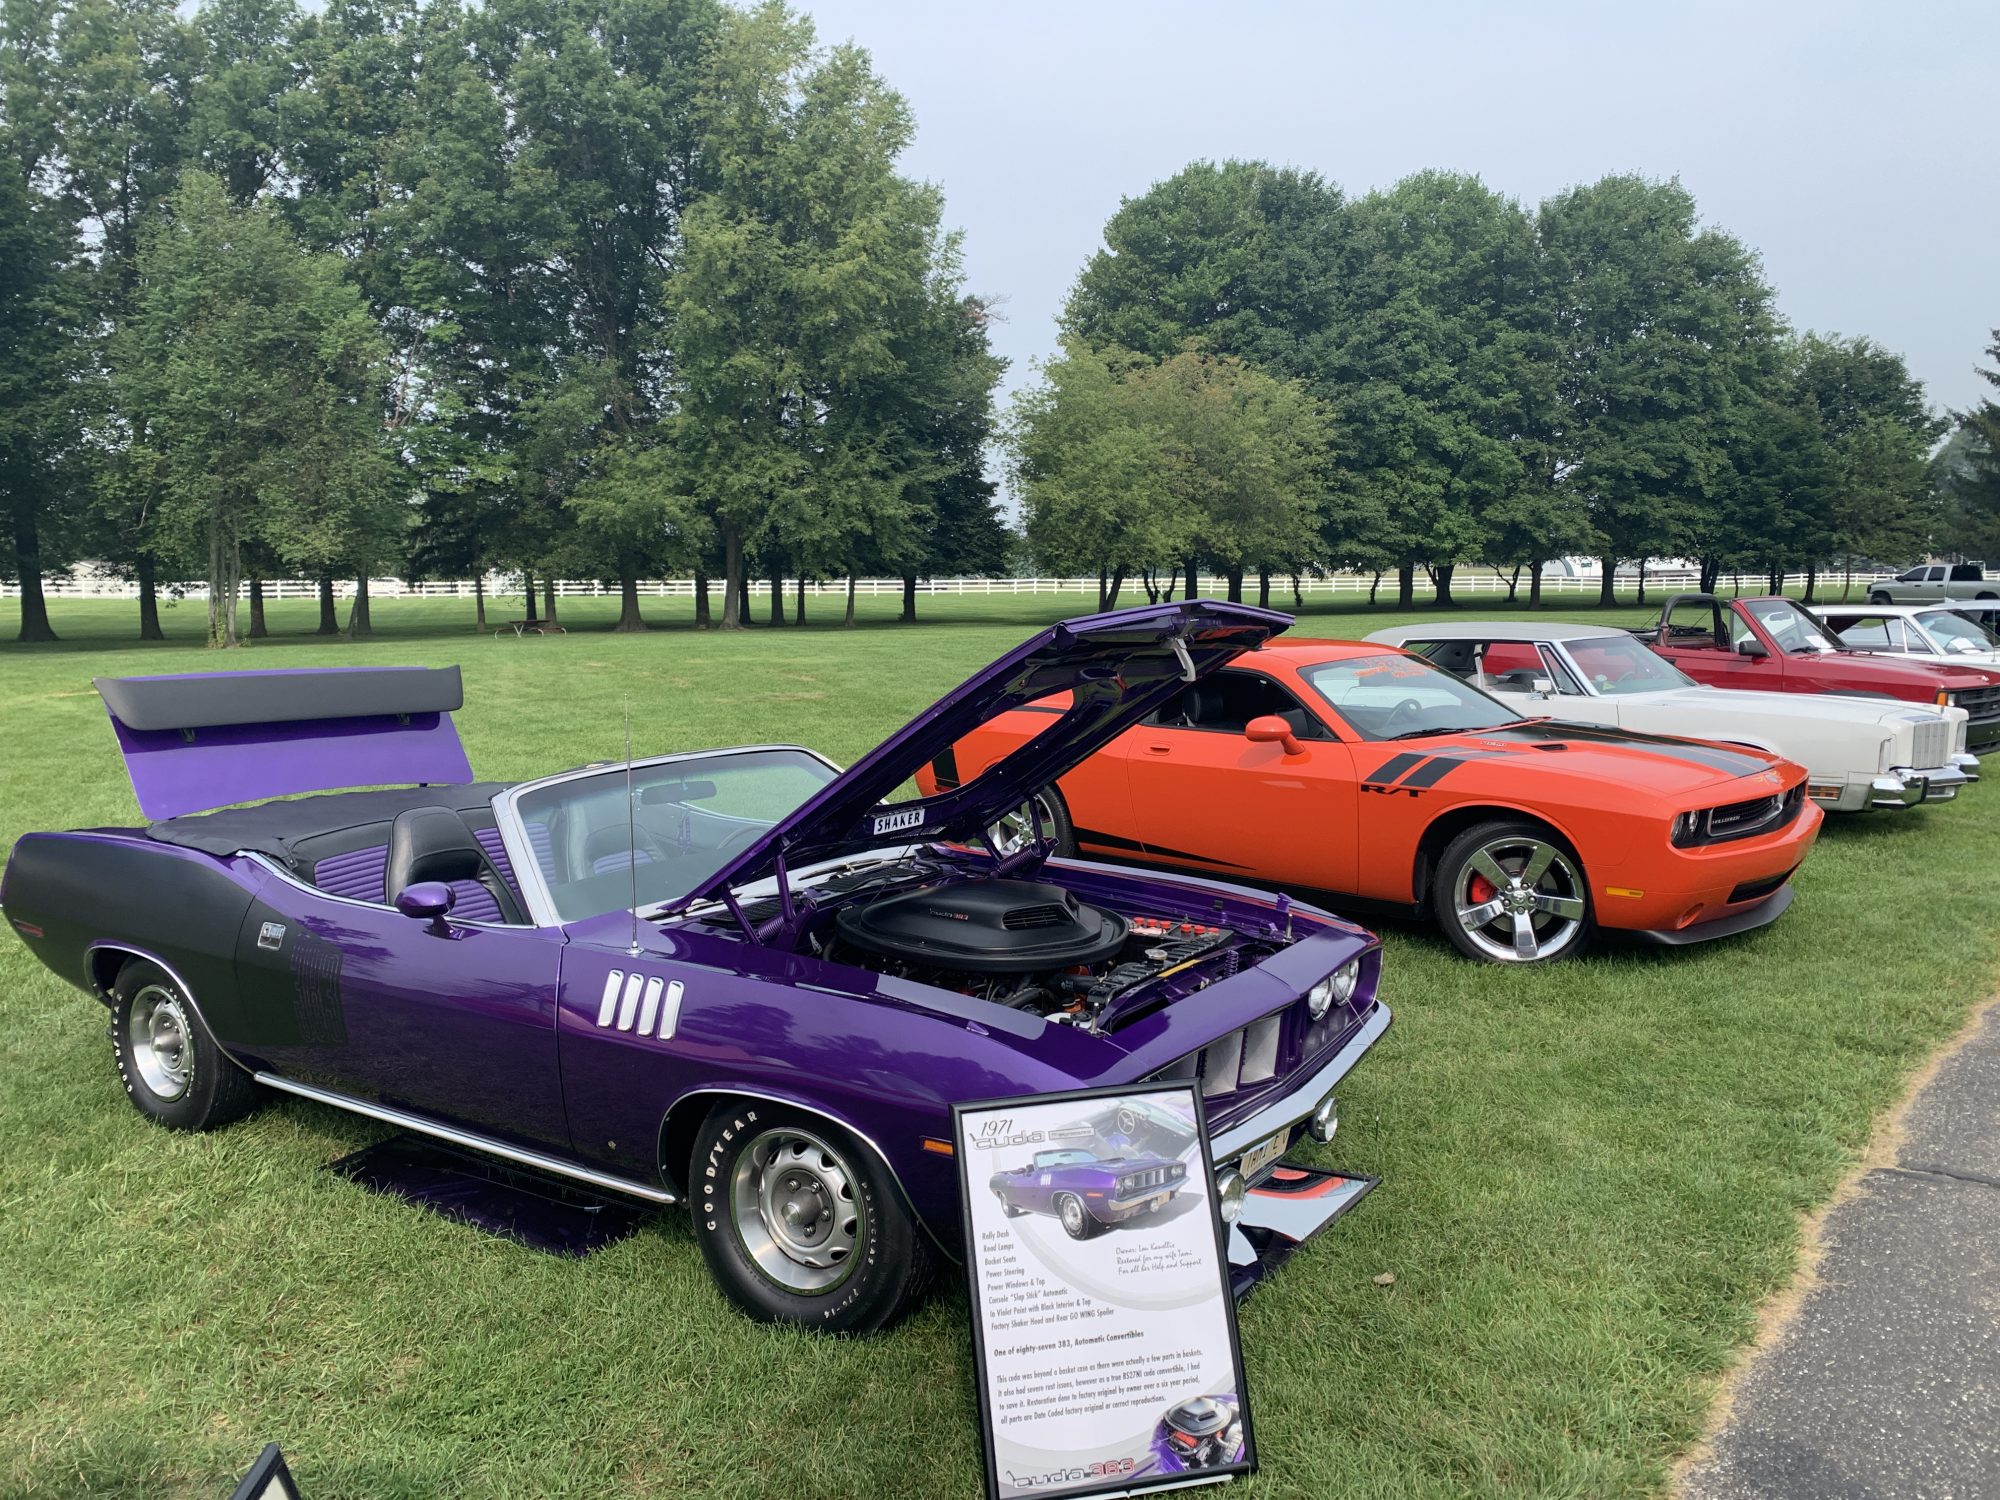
<box><xmin>729</xmin><ymin>1126</ymin><xmax>864</xmax><ymax>1294</ymax></box>
<box><xmin>128</xmin><ymin>985</ymin><xmax>193</xmax><ymax>1101</ymax></box>
<box><xmin>989</xmin><ymin>794</ymin><xmax>1058</xmax><ymax>857</ymax></box>
<box><xmin>1058</xmin><ymin>1194</ymin><xmax>1088</xmax><ymax>1238</ymax></box>
<box><xmin>1451</xmin><ymin>835</ymin><xmax>1588</xmax><ymax>962</ymax></box>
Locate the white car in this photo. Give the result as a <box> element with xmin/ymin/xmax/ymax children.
<box><xmin>1365</xmin><ymin>621</ymin><xmax>1976</xmax><ymax>812</ymax></box>
<box><xmin>1814</xmin><ymin>603</ymin><xmax>2000</xmax><ymax>670</ymax></box>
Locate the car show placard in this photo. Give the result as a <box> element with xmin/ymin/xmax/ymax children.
<box><xmin>955</xmin><ymin>1082</ymin><xmax>1253</xmax><ymax>1499</ymax></box>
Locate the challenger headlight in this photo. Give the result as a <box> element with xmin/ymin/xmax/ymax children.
<box><xmin>1306</xmin><ymin>978</ymin><xmax>1334</xmax><ymax>1019</ymax></box>
<box><xmin>1670</xmin><ymin>810</ymin><xmax>1705</xmax><ymax>847</ymax></box>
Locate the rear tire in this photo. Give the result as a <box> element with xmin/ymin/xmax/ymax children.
<box><xmin>110</xmin><ymin>960</ymin><xmax>262</xmax><ymax>1131</ymax></box>
<box><xmin>990</xmin><ymin>788</ymin><xmax>1075</xmax><ymax>858</ymax></box>
<box><xmin>1867</xmin><ymin>591</ymin><xmax>1892</xmax><ymax>604</ymax></box>
<box><xmin>689</xmin><ymin>1101</ymin><xmax>931</xmax><ymax>1334</ymax></box>
<box><xmin>1430</xmin><ymin>819</ymin><xmax>1595</xmax><ymax>964</ymax></box>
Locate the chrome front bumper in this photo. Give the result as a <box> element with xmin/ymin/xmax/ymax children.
<box><xmin>1953</xmin><ymin>752</ymin><xmax>1981</xmax><ymax>783</ymax></box>
<box><xmin>1874</xmin><ymin>762</ymin><xmax>1972</xmax><ymax>808</ymax></box>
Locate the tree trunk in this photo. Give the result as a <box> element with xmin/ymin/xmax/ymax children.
<box><xmin>136</xmin><ymin>554</ymin><xmax>163</xmax><ymax>640</ymax></box>
<box><xmin>1598</xmin><ymin>556</ymin><xmax>1617</xmax><ymax>607</ymax></box>
<box><xmin>206</xmin><ymin>529</ymin><xmax>222</xmax><ymax>646</ymax></box>
<box><xmin>1183</xmin><ymin>559</ymin><xmax>1198</xmax><ymax>600</ymax></box>
<box><xmin>1636</xmin><ymin>559</ymin><xmax>1647</xmax><ymax>608</ymax></box>
<box><xmin>1257</xmin><ymin>568</ymin><xmax>1271</xmax><ymax>609</ymax></box>
<box><xmin>901</xmin><ymin>573</ymin><xmax>917</xmax><ymax>623</ymax></box>
<box><xmin>845</xmin><ymin>571</ymin><xmax>856</xmax><ymax>626</ymax></box>
<box><xmin>1396</xmin><ymin>563</ymin><xmax>1415</xmax><ymax>610</ymax></box>
<box><xmin>1368</xmin><ymin>571</ymin><xmax>1382</xmax><ymax>606</ymax></box>
<box><xmin>735</xmin><ymin>570</ymin><xmax>751</xmax><ymax>626</ymax></box>
<box><xmin>1290</xmin><ymin>573</ymin><xmax>1303</xmax><ymax>610</ymax></box>
<box><xmin>1096</xmin><ymin>566</ymin><xmax>1109</xmax><ymax>613</ymax></box>
<box><xmin>474</xmin><ymin>575</ymin><xmax>487</xmax><ymax>631</ymax></box>
<box><xmin>542</xmin><ymin>576</ymin><xmax>557</xmax><ymax>625</ymax></box>
<box><xmin>1767</xmin><ymin>564</ymin><xmax>1782</xmax><ymax>595</ymax></box>
<box><xmin>1804</xmin><ymin>562</ymin><xmax>1818</xmax><ymax>604</ymax></box>
<box><xmin>11</xmin><ymin>507</ymin><xmax>57</xmax><ymax>642</ymax></box>
<box><xmin>1431</xmin><ymin>563</ymin><xmax>1455</xmax><ymax>607</ymax></box>
<box><xmin>317</xmin><ymin>576</ymin><xmax>339</xmax><ymax>635</ymax></box>
<box><xmin>1504</xmin><ymin>564</ymin><xmax>1522</xmax><ymax>604</ymax></box>
<box><xmin>721</xmin><ymin>530</ymin><xmax>744</xmax><ymax>630</ymax></box>
<box><xmin>225</xmin><ymin>542</ymin><xmax>242</xmax><ymax>646</ymax></box>
<box><xmin>794</xmin><ymin>575</ymin><xmax>805</xmax><ymax>626</ymax></box>
<box><xmin>249</xmin><ymin>577</ymin><xmax>268</xmax><ymax>639</ymax></box>
<box><xmin>1140</xmin><ymin>569</ymin><xmax>1158</xmax><ymax>604</ymax></box>
<box><xmin>766</xmin><ymin>561</ymin><xmax>783</xmax><ymax>625</ymax></box>
<box><xmin>349</xmin><ymin>575</ymin><xmax>372</xmax><ymax>639</ymax></box>
<box><xmin>694</xmin><ymin>569</ymin><xmax>712</xmax><ymax>629</ymax></box>
<box><xmin>1161</xmin><ymin>569</ymin><xmax>1177</xmax><ymax>602</ymax></box>
<box><xmin>1105</xmin><ymin>565</ymin><xmax>1126</xmax><ymax>611</ymax></box>
<box><xmin>1224</xmin><ymin>566</ymin><xmax>1243</xmax><ymax>603</ymax></box>
<box><xmin>1529</xmin><ymin>559</ymin><xmax>1544</xmax><ymax>608</ymax></box>
<box><xmin>1699</xmin><ymin>556</ymin><xmax>1721</xmax><ymax>593</ymax></box>
<box><xmin>614</xmin><ymin>569</ymin><xmax>645</xmax><ymax>632</ymax></box>
<box><xmin>1841</xmin><ymin>564</ymin><xmax>1853</xmax><ymax>602</ymax></box>
<box><xmin>523</xmin><ymin>569</ymin><xmax>539</xmax><ymax>624</ymax></box>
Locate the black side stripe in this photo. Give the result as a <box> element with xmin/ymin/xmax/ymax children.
<box><xmin>1399</xmin><ymin>756</ymin><xmax>1468</xmax><ymax>789</ymax></box>
<box><xmin>1365</xmin><ymin>751</ymin><xmax>1429</xmax><ymax>784</ymax></box>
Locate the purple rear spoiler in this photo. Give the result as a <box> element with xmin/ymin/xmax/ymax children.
<box><xmin>95</xmin><ymin>667</ymin><xmax>475</xmax><ymax>820</ymax></box>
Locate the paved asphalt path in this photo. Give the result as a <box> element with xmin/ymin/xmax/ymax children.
<box><xmin>1681</xmin><ymin>1002</ymin><xmax>2000</xmax><ymax>1500</ymax></box>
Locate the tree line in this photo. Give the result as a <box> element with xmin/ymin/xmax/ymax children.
<box><xmin>0</xmin><ymin>0</ymin><xmax>1007</xmax><ymax>645</ymax></box>
<box><xmin>1011</xmin><ymin>162</ymin><xmax>1993</xmax><ymax>611</ymax></box>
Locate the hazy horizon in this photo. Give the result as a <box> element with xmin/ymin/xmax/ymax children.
<box><xmin>798</xmin><ymin>0</ymin><xmax>1998</xmax><ymax>430</ymax></box>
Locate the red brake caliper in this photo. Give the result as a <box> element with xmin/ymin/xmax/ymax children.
<box><xmin>1468</xmin><ymin>872</ymin><xmax>1497</xmax><ymax>905</ymax></box>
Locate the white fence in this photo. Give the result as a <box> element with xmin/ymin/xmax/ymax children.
<box><xmin>2</xmin><ymin>568</ymin><xmax>1886</xmax><ymax>603</ymax></box>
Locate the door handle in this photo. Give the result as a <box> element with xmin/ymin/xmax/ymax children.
<box><xmin>1146</xmin><ymin>744</ymin><xmax>1171</xmax><ymax>754</ymax></box>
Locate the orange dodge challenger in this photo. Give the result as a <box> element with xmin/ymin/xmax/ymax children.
<box><xmin>920</xmin><ymin>640</ymin><xmax>1823</xmax><ymax>963</ymax></box>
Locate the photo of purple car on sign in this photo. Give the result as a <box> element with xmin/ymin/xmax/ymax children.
<box><xmin>956</xmin><ymin>1082</ymin><xmax>1254</xmax><ymax>1500</ymax></box>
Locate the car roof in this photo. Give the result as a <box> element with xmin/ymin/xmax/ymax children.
<box><xmin>1814</xmin><ymin>603</ymin><xmax>1944</xmax><ymax>618</ymax></box>
<box><xmin>1359</xmin><ymin>620</ymin><xmax>1631</xmax><ymax>646</ymax></box>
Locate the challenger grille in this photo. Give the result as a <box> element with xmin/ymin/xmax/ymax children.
<box><xmin>1697</xmin><ymin>785</ymin><xmax>1805</xmax><ymax>845</ymax></box>
<box><xmin>1910</xmin><ymin>717</ymin><xmax>1951</xmax><ymax>769</ymax></box>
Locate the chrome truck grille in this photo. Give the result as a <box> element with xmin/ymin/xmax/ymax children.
<box><xmin>1958</xmin><ymin>685</ymin><xmax>2000</xmax><ymax>724</ymax></box>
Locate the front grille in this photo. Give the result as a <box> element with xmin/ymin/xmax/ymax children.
<box><xmin>1150</xmin><ymin>982</ymin><xmax>1369</xmax><ymax>1110</ymax></box>
<box><xmin>1699</xmin><ymin>785</ymin><xmax>1804</xmax><ymax>845</ymax></box>
<box><xmin>1119</xmin><ymin>1166</ymin><xmax>1173</xmax><ymax>1194</ymax></box>
<box><xmin>1910</xmin><ymin>717</ymin><xmax>1951</xmax><ymax>768</ymax></box>
<box><xmin>1957</xmin><ymin>685</ymin><xmax>2000</xmax><ymax>723</ymax></box>
<box><xmin>1002</xmin><ymin>904</ymin><xmax>1069</xmax><ymax>930</ymax></box>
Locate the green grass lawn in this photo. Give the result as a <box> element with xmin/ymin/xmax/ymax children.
<box><xmin>2</xmin><ymin>592</ymin><xmax>1994</xmax><ymax>1498</ymax></box>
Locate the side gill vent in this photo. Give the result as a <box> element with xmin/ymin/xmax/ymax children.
<box><xmin>595</xmin><ymin>969</ymin><xmax>685</xmax><ymax>1039</ymax></box>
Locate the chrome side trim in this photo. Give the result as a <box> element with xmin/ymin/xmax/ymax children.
<box><xmin>1207</xmin><ymin>1003</ymin><xmax>1392</xmax><ymax>1163</ymax></box>
<box><xmin>252</xmin><ymin>1072</ymin><xmax>676</xmax><ymax>1205</ymax></box>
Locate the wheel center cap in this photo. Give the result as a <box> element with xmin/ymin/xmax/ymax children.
<box><xmin>1503</xmin><ymin>887</ymin><xmax>1535</xmax><ymax>914</ymax></box>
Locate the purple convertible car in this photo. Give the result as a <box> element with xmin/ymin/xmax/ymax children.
<box><xmin>989</xmin><ymin>1145</ymin><xmax>1190</xmax><ymax>1238</ymax></box>
<box><xmin>1</xmin><ymin>602</ymin><xmax>1388</xmax><ymax>1334</ymax></box>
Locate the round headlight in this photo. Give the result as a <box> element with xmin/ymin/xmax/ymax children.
<box><xmin>1331</xmin><ymin>959</ymin><xmax>1360</xmax><ymax>1004</ymax></box>
<box><xmin>1309</xmin><ymin>1093</ymin><xmax>1339</xmax><ymax>1144</ymax></box>
<box><xmin>1216</xmin><ymin>1170</ymin><xmax>1246</xmax><ymax>1224</ymax></box>
<box><xmin>1306</xmin><ymin>978</ymin><xmax>1334</xmax><ymax>1019</ymax></box>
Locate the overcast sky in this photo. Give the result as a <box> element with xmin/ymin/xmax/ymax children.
<box><xmin>796</xmin><ymin>0</ymin><xmax>1998</xmax><ymax>426</ymax></box>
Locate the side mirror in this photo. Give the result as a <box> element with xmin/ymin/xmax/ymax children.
<box><xmin>1245</xmin><ymin>715</ymin><xmax>1305</xmax><ymax>757</ymax></box>
<box><xmin>395</xmin><ymin>880</ymin><xmax>456</xmax><ymax>935</ymax></box>
<box><xmin>1530</xmin><ymin>677</ymin><xmax>1555</xmax><ymax>696</ymax></box>
<box><xmin>1735</xmin><ymin>637</ymin><xmax>1769</xmax><ymax>659</ymax></box>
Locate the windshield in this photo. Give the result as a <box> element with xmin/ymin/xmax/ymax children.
<box><xmin>1918</xmin><ymin>610</ymin><xmax>2000</xmax><ymax>651</ymax></box>
<box><xmin>1741</xmin><ymin>597</ymin><xmax>1845</xmax><ymax>654</ymax></box>
<box><xmin>1563</xmin><ymin>635</ymin><xmax>1698</xmax><ymax>694</ymax></box>
<box><xmin>504</xmin><ymin>748</ymin><xmax>838</xmax><ymax>924</ymax></box>
<box><xmin>1033</xmin><ymin>1149</ymin><xmax>1096</xmax><ymax>1168</ymax></box>
<box><xmin>1299</xmin><ymin>653</ymin><xmax>1521</xmax><ymax>740</ymax></box>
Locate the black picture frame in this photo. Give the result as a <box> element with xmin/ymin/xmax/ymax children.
<box><xmin>953</xmin><ymin>1078</ymin><xmax>1256</xmax><ymax>1500</ymax></box>
<box><xmin>228</xmin><ymin>1443</ymin><xmax>302</xmax><ymax>1500</ymax></box>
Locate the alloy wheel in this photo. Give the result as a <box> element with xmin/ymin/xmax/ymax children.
<box><xmin>1452</xmin><ymin>836</ymin><xmax>1588</xmax><ymax>962</ymax></box>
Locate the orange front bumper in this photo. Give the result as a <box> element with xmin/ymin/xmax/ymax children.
<box><xmin>1595</xmin><ymin>798</ymin><xmax>1824</xmax><ymax>941</ymax></box>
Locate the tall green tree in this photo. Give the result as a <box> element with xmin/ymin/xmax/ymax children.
<box><xmin>1937</xmin><ymin>329</ymin><xmax>2000</xmax><ymax>562</ymax></box>
<box><xmin>115</xmin><ymin>170</ymin><xmax>395</xmax><ymax>646</ymax></box>
<box><xmin>1537</xmin><ymin>175</ymin><xmax>1779</xmax><ymax>604</ymax></box>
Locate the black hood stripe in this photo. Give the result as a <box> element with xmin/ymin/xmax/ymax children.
<box><xmin>1470</xmin><ymin>721</ymin><xmax>1773</xmax><ymax>777</ymax></box>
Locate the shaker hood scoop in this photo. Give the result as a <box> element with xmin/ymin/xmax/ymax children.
<box><xmin>672</xmin><ymin>600</ymin><xmax>1290</xmax><ymax>910</ymax></box>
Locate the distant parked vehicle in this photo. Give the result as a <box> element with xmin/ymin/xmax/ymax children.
<box><xmin>1639</xmin><ymin>593</ymin><xmax>2000</xmax><ymax>754</ymax></box>
<box><xmin>1815</xmin><ymin>603</ymin><xmax>2000</xmax><ymax>670</ymax></box>
<box><xmin>1867</xmin><ymin>564</ymin><xmax>1998</xmax><ymax>604</ymax></box>
<box><xmin>1368</xmin><ymin>620</ymin><xmax>1975</xmax><ymax>811</ymax></box>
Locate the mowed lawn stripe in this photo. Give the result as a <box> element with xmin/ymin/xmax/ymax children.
<box><xmin>0</xmin><ymin>594</ymin><xmax>1992</xmax><ymax>1498</ymax></box>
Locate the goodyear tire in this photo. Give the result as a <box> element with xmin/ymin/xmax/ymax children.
<box><xmin>690</xmin><ymin>1101</ymin><xmax>931</xmax><ymax>1334</ymax></box>
<box><xmin>1431</xmin><ymin>819</ymin><xmax>1595</xmax><ymax>964</ymax></box>
<box><xmin>110</xmin><ymin>960</ymin><xmax>263</xmax><ymax>1131</ymax></box>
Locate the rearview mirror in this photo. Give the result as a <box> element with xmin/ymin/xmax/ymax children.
<box><xmin>1244</xmin><ymin>715</ymin><xmax>1305</xmax><ymax>757</ymax></box>
<box><xmin>1735</xmin><ymin>638</ymin><xmax>1769</xmax><ymax>659</ymax></box>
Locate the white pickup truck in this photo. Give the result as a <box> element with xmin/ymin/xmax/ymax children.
<box><xmin>1867</xmin><ymin>564</ymin><xmax>2000</xmax><ymax>604</ymax></box>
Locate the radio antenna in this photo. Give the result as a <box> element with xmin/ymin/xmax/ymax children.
<box><xmin>624</xmin><ymin>696</ymin><xmax>641</xmax><ymax>955</ymax></box>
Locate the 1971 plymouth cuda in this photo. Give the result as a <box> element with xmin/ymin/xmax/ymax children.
<box><xmin>988</xmin><ymin>1145</ymin><xmax>1190</xmax><ymax>1237</ymax></box>
<box><xmin>1641</xmin><ymin>593</ymin><xmax>2000</xmax><ymax>753</ymax></box>
<box><xmin>0</xmin><ymin>602</ymin><xmax>1385</xmax><ymax>1334</ymax></box>
<box><xmin>1368</xmin><ymin>620</ymin><xmax>1975</xmax><ymax>810</ymax></box>
<box><xmin>920</xmin><ymin>640</ymin><xmax>1824</xmax><ymax>964</ymax></box>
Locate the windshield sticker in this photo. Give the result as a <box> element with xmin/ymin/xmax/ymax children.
<box><xmin>872</xmin><ymin>807</ymin><xmax>927</xmax><ymax>836</ymax></box>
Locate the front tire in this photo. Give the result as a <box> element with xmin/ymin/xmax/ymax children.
<box><xmin>110</xmin><ymin>960</ymin><xmax>262</xmax><ymax>1131</ymax></box>
<box><xmin>1867</xmin><ymin>591</ymin><xmax>1892</xmax><ymax>604</ymax></box>
<box><xmin>1056</xmin><ymin>1192</ymin><xmax>1102</xmax><ymax>1240</ymax></box>
<box><xmin>1431</xmin><ymin>820</ymin><xmax>1594</xmax><ymax>964</ymax></box>
<box><xmin>690</xmin><ymin>1102</ymin><xmax>931</xmax><ymax>1334</ymax></box>
<box><xmin>988</xmin><ymin>788</ymin><xmax>1075</xmax><ymax>858</ymax></box>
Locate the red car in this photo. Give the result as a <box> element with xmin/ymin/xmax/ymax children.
<box><xmin>923</xmin><ymin>640</ymin><xmax>1823</xmax><ymax>964</ymax></box>
<box><xmin>1643</xmin><ymin>594</ymin><xmax>2000</xmax><ymax>753</ymax></box>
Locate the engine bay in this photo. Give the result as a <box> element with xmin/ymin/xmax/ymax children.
<box><xmin>694</xmin><ymin>855</ymin><xmax>1283</xmax><ymax>1031</ymax></box>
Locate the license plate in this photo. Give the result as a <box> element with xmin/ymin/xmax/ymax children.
<box><xmin>1236</xmin><ymin>1130</ymin><xmax>1287</xmax><ymax>1184</ymax></box>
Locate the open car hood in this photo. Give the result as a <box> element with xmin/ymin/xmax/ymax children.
<box><xmin>672</xmin><ymin>600</ymin><xmax>1289</xmax><ymax>910</ymax></box>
